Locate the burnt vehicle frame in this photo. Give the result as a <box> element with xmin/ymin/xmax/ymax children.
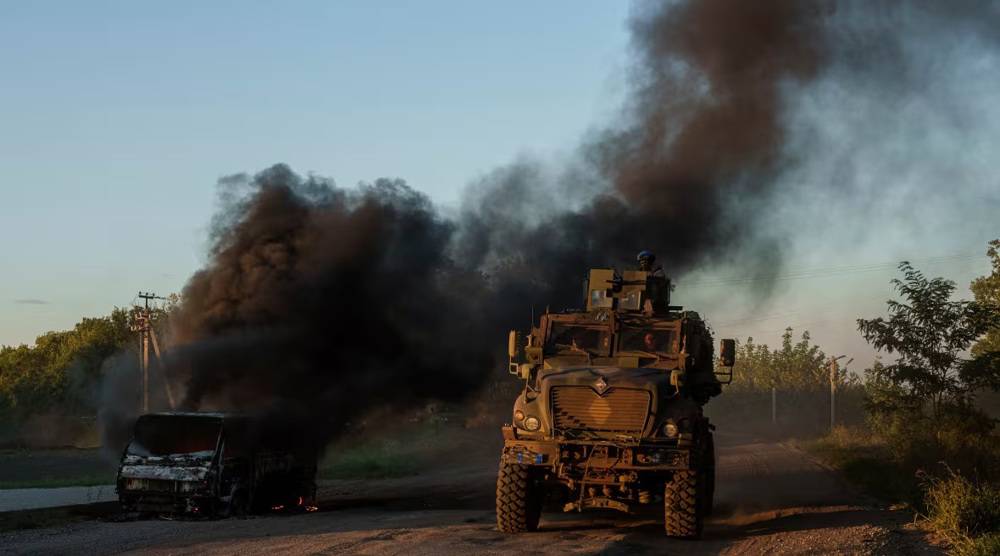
<box><xmin>117</xmin><ymin>412</ymin><xmax>317</xmax><ymax>516</ymax></box>
<box><xmin>497</xmin><ymin>269</ymin><xmax>735</xmax><ymax>538</ymax></box>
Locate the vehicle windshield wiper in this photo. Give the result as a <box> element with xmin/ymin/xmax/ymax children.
<box><xmin>553</xmin><ymin>343</ymin><xmax>594</xmax><ymax>362</ymax></box>
<box><xmin>624</xmin><ymin>349</ymin><xmax>665</xmax><ymax>361</ymax></box>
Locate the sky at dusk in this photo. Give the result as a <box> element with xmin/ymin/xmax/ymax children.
<box><xmin>2</xmin><ymin>1</ymin><xmax>997</xmax><ymax>371</ymax></box>
<box><xmin>0</xmin><ymin>1</ymin><xmax>630</xmax><ymax>344</ymax></box>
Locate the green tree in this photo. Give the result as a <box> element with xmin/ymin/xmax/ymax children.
<box><xmin>857</xmin><ymin>262</ymin><xmax>1000</xmax><ymax>438</ymax></box>
<box><xmin>728</xmin><ymin>336</ymin><xmax>774</xmax><ymax>392</ymax></box>
<box><xmin>728</xmin><ymin>328</ymin><xmax>852</xmax><ymax>392</ymax></box>
<box><xmin>971</xmin><ymin>239</ymin><xmax>1000</xmax><ymax>356</ymax></box>
<box><xmin>0</xmin><ymin>307</ymin><xmax>140</xmax><ymax>422</ymax></box>
<box><xmin>772</xmin><ymin>328</ymin><xmax>829</xmax><ymax>390</ymax></box>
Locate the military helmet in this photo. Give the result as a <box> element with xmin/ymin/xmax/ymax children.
<box><xmin>636</xmin><ymin>251</ymin><xmax>656</xmax><ymax>264</ymax></box>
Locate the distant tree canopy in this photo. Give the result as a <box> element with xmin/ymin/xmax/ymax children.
<box><xmin>0</xmin><ymin>302</ymin><xmax>173</xmax><ymax>423</ymax></box>
<box><xmin>971</xmin><ymin>239</ymin><xmax>1000</xmax><ymax>357</ymax></box>
<box><xmin>727</xmin><ymin>327</ymin><xmax>857</xmax><ymax>393</ymax></box>
<box><xmin>858</xmin><ymin>261</ymin><xmax>1000</xmax><ymax>438</ymax></box>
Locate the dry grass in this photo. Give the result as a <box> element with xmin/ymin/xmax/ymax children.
<box><xmin>958</xmin><ymin>532</ymin><xmax>1000</xmax><ymax>556</ymax></box>
<box><xmin>799</xmin><ymin>425</ymin><xmax>925</xmax><ymax>505</ymax></box>
<box><xmin>921</xmin><ymin>469</ymin><xmax>1000</xmax><ymax>554</ymax></box>
<box><xmin>804</xmin><ymin>425</ymin><xmax>1000</xmax><ymax>555</ymax></box>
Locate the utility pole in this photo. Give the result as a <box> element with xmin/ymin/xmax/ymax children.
<box><xmin>132</xmin><ymin>292</ymin><xmax>167</xmax><ymax>413</ymax></box>
<box><xmin>829</xmin><ymin>355</ymin><xmax>850</xmax><ymax>431</ymax></box>
<box><xmin>829</xmin><ymin>356</ymin><xmax>837</xmax><ymax>431</ymax></box>
<box><xmin>772</xmin><ymin>386</ymin><xmax>777</xmax><ymax>427</ymax></box>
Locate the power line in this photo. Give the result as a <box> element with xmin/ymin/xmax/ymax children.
<box><xmin>713</xmin><ymin>293</ymin><xmax>888</xmax><ymax>328</ymax></box>
<box><xmin>677</xmin><ymin>252</ymin><xmax>986</xmax><ymax>289</ymax></box>
<box><xmin>683</xmin><ymin>253</ymin><xmax>983</xmax><ymax>288</ymax></box>
<box><xmin>708</xmin><ymin>257</ymin><xmax>992</xmax><ymax>334</ymax></box>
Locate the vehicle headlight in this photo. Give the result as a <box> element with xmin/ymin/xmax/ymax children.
<box><xmin>523</xmin><ymin>415</ymin><xmax>541</xmax><ymax>432</ymax></box>
<box><xmin>662</xmin><ymin>421</ymin><xmax>679</xmax><ymax>438</ymax></box>
<box><xmin>513</xmin><ymin>410</ymin><xmax>525</xmax><ymax>422</ymax></box>
<box><xmin>179</xmin><ymin>481</ymin><xmax>199</xmax><ymax>493</ymax></box>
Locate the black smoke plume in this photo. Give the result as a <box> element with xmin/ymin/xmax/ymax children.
<box><xmin>110</xmin><ymin>0</ymin><xmax>1000</xmax><ymax>449</ymax></box>
<box><xmin>163</xmin><ymin>170</ymin><xmax>493</xmax><ymax>449</ymax></box>
<box><xmin>104</xmin><ymin>1</ymin><xmax>832</xmax><ymax>451</ymax></box>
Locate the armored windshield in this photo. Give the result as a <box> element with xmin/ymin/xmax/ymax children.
<box><xmin>127</xmin><ymin>415</ymin><xmax>222</xmax><ymax>457</ymax></box>
<box><xmin>548</xmin><ymin>324</ymin><xmax>611</xmax><ymax>354</ymax></box>
<box><xmin>619</xmin><ymin>328</ymin><xmax>678</xmax><ymax>355</ymax></box>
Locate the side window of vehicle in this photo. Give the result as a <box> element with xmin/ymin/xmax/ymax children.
<box><xmin>547</xmin><ymin>325</ymin><xmax>610</xmax><ymax>354</ymax></box>
<box><xmin>619</xmin><ymin>328</ymin><xmax>677</xmax><ymax>354</ymax></box>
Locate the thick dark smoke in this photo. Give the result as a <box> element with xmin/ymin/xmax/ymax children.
<box><xmin>101</xmin><ymin>1</ymin><xmax>832</xmax><ymax>450</ymax></box>
<box><xmin>162</xmin><ymin>168</ymin><xmax>493</xmax><ymax>449</ymax></box>
<box><xmin>457</xmin><ymin>0</ymin><xmax>827</xmax><ymax>307</ymax></box>
<box><xmin>103</xmin><ymin>1</ymin><xmax>1000</xmax><ymax>450</ymax></box>
<box><xmin>601</xmin><ymin>1</ymin><xmax>823</xmax><ymax>225</ymax></box>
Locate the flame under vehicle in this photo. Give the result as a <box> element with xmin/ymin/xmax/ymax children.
<box><xmin>496</xmin><ymin>269</ymin><xmax>735</xmax><ymax>538</ymax></box>
<box><xmin>117</xmin><ymin>412</ymin><xmax>318</xmax><ymax>516</ymax></box>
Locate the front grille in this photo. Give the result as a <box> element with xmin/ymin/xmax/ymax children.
<box><xmin>551</xmin><ymin>386</ymin><xmax>651</xmax><ymax>433</ymax></box>
<box><xmin>125</xmin><ymin>478</ymin><xmax>199</xmax><ymax>493</ymax></box>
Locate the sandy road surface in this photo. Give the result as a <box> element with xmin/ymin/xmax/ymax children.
<box><xmin>0</xmin><ymin>434</ymin><xmax>940</xmax><ymax>555</ymax></box>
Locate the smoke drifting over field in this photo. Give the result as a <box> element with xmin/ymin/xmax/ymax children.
<box><xmin>101</xmin><ymin>1</ymin><xmax>1000</xmax><ymax>449</ymax></box>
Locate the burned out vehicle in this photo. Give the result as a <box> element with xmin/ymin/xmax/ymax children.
<box><xmin>117</xmin><ymin>412</ymin><xmax>317</xmax><ymax>516</ymax></box>
<box><xmin>497</xmin><ymin>269</ymin><xmax>735</xmax><ymax>538</ymax></box>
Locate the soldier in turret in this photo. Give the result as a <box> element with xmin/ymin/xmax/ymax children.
<box><xmin>643</xmin><ymin>331</ymin><xmax>659</xmax><ymax>352</ymax></box>
<box><xmin>637</xmin><ymin>251</ymin><xmax>665</xmax><ymax>277</ymax></box>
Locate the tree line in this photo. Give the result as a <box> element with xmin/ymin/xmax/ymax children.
<box><xmin>712</xmin><ymin>240</ymin><xmax>1000</xmax><ymax>440</ymax></box>
<box><xmin>1</xmin><ymin>242</ymin><xmax>997</xmax><ymax>442</ymax></box>
<box><xmin>0</xmin><ymin>301</ymin><xmax>173</xmax><ymax>426</ymax></box>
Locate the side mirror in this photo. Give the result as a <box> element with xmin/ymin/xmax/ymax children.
<box><xmin>719</xmin><ymin>339</ymin><xmax>736</xmax><ymax>367</ymax></box>
<box><xmin>508</xmin><ymin>330</ymin><xmax>524</xmax><ymax>360</ymax></box>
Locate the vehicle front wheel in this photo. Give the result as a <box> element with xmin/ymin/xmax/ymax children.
<box><xmin>664</xmin><ymin>470</ymin><xmax>703</xmax><ymax>538</ymax></box>
<box><xmin>496</xmin><ymin>459</ymin><xmax>542</xmax><ymax>533</ymax></box>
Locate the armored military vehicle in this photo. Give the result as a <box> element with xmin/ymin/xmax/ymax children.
<box><xmin>496</xmin><ymin>269</ymin><xmax>735</xmax><ymax>538</ymax></box>
<box><xmin>117</xmin><ymin>412</ymin><xmax>318</xmax><ymax>516</ymax></box>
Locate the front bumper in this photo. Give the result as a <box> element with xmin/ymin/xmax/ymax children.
<box><xmin>119</xmin><ymin>490</ymin><xmax>215</xmax><ymax>514</ymax></box>
<box><xmin>501</xmin><ymin>426</ymin><xmax>691</xmax><ymax>471</ymax></box>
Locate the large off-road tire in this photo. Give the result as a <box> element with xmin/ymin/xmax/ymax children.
<box><xmin>496</xmin><ymin>459</ymin><xmax>542</xmax><ymax>533</ymax></box>
<box><xmin>664</xmin><ymin>470</ymin><xmax>703</xmax><ymax>538</ymax></box>
<box><xmin>703</xmin><ymin>432</ymin><xmax>716</xmax><ymax>516</ymax></box>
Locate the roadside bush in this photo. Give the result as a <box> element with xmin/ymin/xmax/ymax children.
<box><xmin>959</xmin><ymin>533</ymin><xmax>1000</xmax><ymax>556</ymax></box>
<box><xmin>921</xmin><ymin>469</ymin><xmax>1000</xmax><ymax>547</ymax></box>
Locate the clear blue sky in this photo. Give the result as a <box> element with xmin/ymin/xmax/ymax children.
<box><xmin>0</xmin><ymin>1</ymin><xmax>632</xmax><ymax>347</ymax></box>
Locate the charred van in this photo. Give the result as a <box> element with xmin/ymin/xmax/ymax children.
<box><xmin>496</xmin><ymin>269</ymin><xmax>735</xmax><ymax>538</ymax></box>
<box><xmin>117</xmin><ymin>412</ymin><xmax>317</xmax><ymax>516</ymax></box>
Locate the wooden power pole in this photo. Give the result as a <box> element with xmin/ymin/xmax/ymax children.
<box><xmin>828</xmin><ymin>355</ymin><xmax>851</xmax><ymax>431</ymax></box>
<box><xmin>829</xmin><ymin>356</ymin><xmax>837</xmax><ymax>431</ymax></box>
<box><xmin>132</xmin><ymin>292</ymin><xmax>172</xmax><ymax>413</ymax></box>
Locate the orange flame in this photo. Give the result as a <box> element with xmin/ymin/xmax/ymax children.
<box><xmin>271</xmin><ymin>505</ymin><xmax>284</xmax><ymax>510</ymax></box>
<box><xmin>305</xmin><ymin>505</ymin><xmax>318</xmax><ymax>512</ymax></box>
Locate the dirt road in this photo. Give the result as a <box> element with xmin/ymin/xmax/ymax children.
<box><xmin>0</xmin><ymin>434</ymin><xmax>940</xmax><ymax>555</ymax></box>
